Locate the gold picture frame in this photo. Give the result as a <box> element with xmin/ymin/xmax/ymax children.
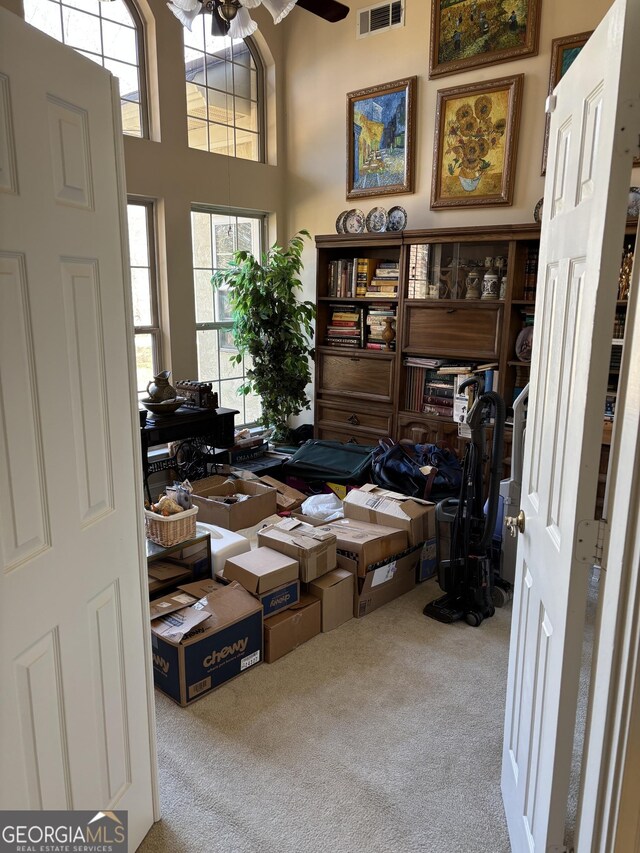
<box><xmin>431</xmin><ymin>74</ymin><xmax>523</xmax><ymax>209</ymax></box>
<box><xmin>347</xmin><ymin>77</ymin><xmax>417</xmax><ymax>200</ymax></box>
<box><xmin>540</xmin><ymin>31</ymin><xmax>592</xmax><ymax>176</ymax></box>
<box><xmin>429</xmin><ymin>0</ymin><xmax>541</xmax><ymax>79</ymax></box>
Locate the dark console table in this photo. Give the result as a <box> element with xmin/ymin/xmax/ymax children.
<box><xmin>140</xmin><ymin>406</ymin><xmax>238</xmax><ymax>501</ymax></box>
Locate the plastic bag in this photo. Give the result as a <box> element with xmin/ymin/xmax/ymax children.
<box><xmin>300</xmin><ymin>492</ymin><xmax>344</xmax><ymax>522</ymax></box>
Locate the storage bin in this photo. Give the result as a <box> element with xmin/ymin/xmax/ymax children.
<box><xmin>144</xmin><ymin>506</ymin><xmax>198</xmax><ymax>547</ymax></box>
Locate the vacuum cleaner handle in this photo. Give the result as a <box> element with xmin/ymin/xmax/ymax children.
<box><xmin>476</xmin><ymin>391</ymin><xmax>506</xmax><ymax>550</ymax></box>
<box><xmin>511</xmin><ymin>384</ymin><xmax>529</xmax><ymax>486</ymax></box>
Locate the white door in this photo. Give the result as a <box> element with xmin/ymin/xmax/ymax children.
<box><xmin>501</xmin><ymin>0</ymin><xmax>640</xmax><ymax>848</ymax></box>
<box><xmin>0</xmin><ymin>10</ymin><xmax>156</xmax><ymax>848</ymax></box>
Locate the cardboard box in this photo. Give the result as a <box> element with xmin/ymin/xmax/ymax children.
<box><xmin>352</xmin><ymin>549</ymin><xmax>419</xmax><ymax>618</ymax></box>
<box><xmin>260</xmin><ymin>579</ymin><xmax>301</xmax><ymax>618</ymax></box>
<box><xmin>147</xmin><ymin>561</ymin><xmax>194</xmax><ymax>597</ymax></box>
<box><xmin>263</xmin><ymin>594</ymin><xmax>321</xmax><ymax>663</ymax></box>
<box><xmin>224</xmin><ymin>546</ymin><xmax>299</xmax><ymax>594</ymax></box>
<box><xmin>257</xmin><ymin>518</ymin><xmax>337</xmax><ymax>583</ymax></box>
<box><xmin>326</xmin><ymin>518</ymin><xmax>408</xmax><ymax>578</ymax></box>
<box><xmin>416</xmin><ymin>538</ymin><xmax>437</xmax><ymax>583</ymax></box>
<box><xmin>178</xmin><ymin>579</ymin><xmax>222</xmax><ymax>599</ymax></box>
<box><xmin>149</xmin><ymin>590</ymin><xmax>198</xmax><ymax>621</ymax></box>
<box><xmin>166</xmin><ymin>546</ymin><xmax>210</xmax><ymax>580</ymax></box>
<box><xmin>258</xmin><ymin>476</ymin><xmax>307</xmax><ymax>511</ymax></box>
<box><xmin>151</xmin><ymin>580</ymin><xmax>262</xmax><ymax>706</ymax></box>
<box><xmin>308</xmin><ymin>569</ymin><xmax>354</xmax><ymax>632</ymax></box>
<box><xmin>343</xmin><ymin>484</ymin><xmax>436</xmax><ymax>548</ymax></box>
<box><xmin>190</xmin><ymin>477</ymin><xmax>278</xmax><ymax>531</ymax></box>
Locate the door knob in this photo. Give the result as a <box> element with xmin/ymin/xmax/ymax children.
<box><xmin>505</xmin><ymin>510</ymin><xmax>525</xmax><ymax>538</ymax></box>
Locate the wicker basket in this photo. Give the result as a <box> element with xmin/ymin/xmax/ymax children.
<box><xmin>144</xmin><ymin>506</ymin><xmax>198</xmax><ymax>547</ymax></box>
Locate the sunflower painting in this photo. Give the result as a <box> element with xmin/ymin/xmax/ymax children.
<box><xmin>431</xmin><ymin>75</ymin><xmax>523</xmax><ymax>209</ymax></box>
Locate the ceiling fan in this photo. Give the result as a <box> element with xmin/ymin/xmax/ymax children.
<box><xmin>166</xmin><ymin>0</ymin><xmax>350</xmax><ymax>38</ymax></box>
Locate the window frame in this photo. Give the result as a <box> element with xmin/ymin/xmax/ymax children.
<box><xmin>184</xmin><ymin>28</ymin><xmax>266</xmax><ymax>163</ymax></box>
<box><xmin>127</xmin><ymin>198</ymin><xmax>162</xmax><ymax>393</ymax></box>
<box><xmin>192</xmin><ymin>205</ymin><xmax>267</xmax><ymax>426</ymax></box>
<box><xmin>23</xmin><ymin>0</ymin><xmax>149</xmax><ymax>138</ymax></box>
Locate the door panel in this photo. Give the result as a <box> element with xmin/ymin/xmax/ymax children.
<box><xmin>404</xmin><ymin>303</ymin><xmax>501</xmax><ymax>359</ymax></box>
<box><xmin>317</xmin><ymin>350</ymin><xmax>395</xmax><ymax>403</ymax></box>
<box><xmin>0</xmin><ymin>11</ymin><xmax>155</xmax><ymax>848</ymax></box>
<box><xmin>501</xmin><ymin>1</ymin><xmax>640</xmax><ymax>848</ymax></box>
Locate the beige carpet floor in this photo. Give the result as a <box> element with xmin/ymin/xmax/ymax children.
<box><xmin>139</xmin><ymin>579</ymin><xmax>512</xmax><ymax>853</ymax></box>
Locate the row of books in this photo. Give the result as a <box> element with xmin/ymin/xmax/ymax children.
<box><xmin>404</xmin><ymin>359</ymin><xmax>500</xmax><ymax>418</ymax></box>
<box><xmin>523</xmin><ymin>247</ymin><xmax>539</xmax><ymax>300</ymax></box>
<box><xmin>325</xmin><ymin>302</ymin><xmax>397</xmax><ymax>350</ymax></box>
<box><xmin>326</xmin><ymin>258</ymin><xmax>400</xmax><ymax>298</ymax></box>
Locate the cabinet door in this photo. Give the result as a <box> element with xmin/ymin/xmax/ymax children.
<box><xmin>404</xmin><ymin>303</ymin><xmax>501</xmax><ymax>360</ymax></box>
<box><xmin>396</xmin><ymin>414</ymin><xmax>441</xmax><ymax>445</ymax></box>
<box><xmin>317</xmin><ymin>350</ymin><xmax>395</xmax><ymax>404</ymax></box>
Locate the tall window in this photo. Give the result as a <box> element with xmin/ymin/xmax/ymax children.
<box><xmin>127</xmin><ymin>201</ymin><xmax>161</xmax><ymax>393</ymax></box>
<box><xmin>23</xmin><ymin>0</ymin><xmax>147</xmax><ymax>137</ymax></box>
<box><xmin>192</xmin><ymin>208</ymin><xmax>264</xmax><ymax>425</ymax></box>
<box><xmin>184</xmin><ymin>20</ymin><xmax>264</xmax><ymax>161</ymax></box>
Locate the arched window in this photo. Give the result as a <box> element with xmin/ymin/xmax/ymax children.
<box><xmin>184</xmin><ymin>19</ymin><xmax>264</xmax><ymax>161</ymax></box>
<box><xmin>23</xmin><ymin>0</ymin><xmax>147</xmax><ymax>138</ymax></box>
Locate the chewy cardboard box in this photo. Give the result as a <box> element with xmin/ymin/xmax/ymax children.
<box><xmin>190</xmin><ymin>477</ymin><xmax>278</xmax><ymax>531</ymax></box>
<box><xmin>263</xmin><ymin>594</ymin><xmax>321</xmax><ymax>663</ymax></box>
<box><xmin>326</xmin><ymin>517</ymin><xmax>408</xmax><ymax>578</ymax></box>
<box><xmin>151</xmin><ymin>581</ymin><xmax>262</xmax><ymax>706</ymax></box>
<box><xmin>308</xmin><ymin>569</ymin><xmax>354</xmax><ymax>632</ymax></box>
<box><xmin>149</xmin><ymin>589</ymin><xmax>198</xmax><ymax>621</ymax></box>
<box><xmin>257</xmin><ymin>518</ymin><xmax>337</xmax><ymax>583</ymax></box>
<box><xmin>353</xmin><ymin>549</ymin><xmax>419</xmax><ymax>618</ymax></box>
<box><xmin>343</xmin><ymin>484</ymin><xmax>436</xmax><ymax>548</ymax></box>
<box><xmin>260</xmin><ymin>579</ymin><xmax>300</xmax><ymax>618</ymax></box>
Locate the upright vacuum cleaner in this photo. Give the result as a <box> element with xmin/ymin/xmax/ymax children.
<box><xmin>423</xmin><ymin>381</ymin><xmax>506</xmax><ymax>627</ymax></box>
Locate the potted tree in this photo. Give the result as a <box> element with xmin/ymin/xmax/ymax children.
<box><xmin>211</xmin><ymin>230</ymin><xmax>316</xmax><ymax>443</ymax></box>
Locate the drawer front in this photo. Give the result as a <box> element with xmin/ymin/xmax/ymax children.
<box><xmin>315</xmin><ymin>425</ymin><xmax>379</xmax><ymax>446</ymax></box>
<box><xmin>317</xmin><ymin>401</ymin><xmax>392</xmax><ymax>434</ymax></box>
<box><xmin>405</xmin><ymin>304</ymin><xmax>501</xmax><ymax>360</ymax></box>
<box><xmin>317</xmin><ymin>350</ymin><xmax>395</xmax><ymax>404</ymax></box>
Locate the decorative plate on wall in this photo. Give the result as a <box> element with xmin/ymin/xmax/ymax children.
<box><xmin>335</xmin><ymin>210</ymin><xmax>348</xmax><ymax>233</ymax></box>
<box><xmin>366</xmin><ymin>207</ymin><xmax>388</xmax><ymax>232</ymax></box>
<box><xmin>387</xmin><ymin>205</ymin><xmax>408</xmax><ymax>231</ymax></box>
<box><xmin>344</xmin><ymin>208</ymin><xmax>365</xmax><ymax>234</ymax></box>
<box><xmin>533</xmin><ymin>197</ymin><xmax>543</xmax><ymax>223</ymax></box>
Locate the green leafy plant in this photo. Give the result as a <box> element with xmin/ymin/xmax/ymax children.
<box><xmin>211</xmin><ymin>230</ymin><xmax>316</xmax><ymax>442</ymax></box>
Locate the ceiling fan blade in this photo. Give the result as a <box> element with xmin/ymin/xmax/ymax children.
<box><xmin>295</xmin><ymin>0</ymin><xmax>349</xmax><ymax>23</ymax></box>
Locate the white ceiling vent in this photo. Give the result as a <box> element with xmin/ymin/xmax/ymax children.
<box><xmin>357</xmin><ymin>1</ymin><xmax>404</xmax><ymax>39</ymax></box>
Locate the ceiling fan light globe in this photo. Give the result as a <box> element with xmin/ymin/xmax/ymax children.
<box><xmin>228</xmin><ymin>6</ymin><xmax>258</xmax><ymax>37</ymax></box>
<box><xmin>166</xmin><ymin>0</ymin><xmax>201</xmax><ymax>28</ymax></box>
<box><xmin>262</xmin><ymin>0</ymin><xmax>298</xmax><ymax>24</ymax></box>
<box><xmin>170</xmin><ymin>0</ymin><xmax>201</xmax><ymax>10</ymax></box>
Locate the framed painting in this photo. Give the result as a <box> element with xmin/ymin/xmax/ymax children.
<box><xmin>431</xmin><ymin>74</ymin><xmax>523</xmax><ymax>209</ymax></box>
<box><xmin>347</xmin><ymin>76</ymin><xmax>417</xmax><ymax>200</ymax></box>
<box><xmin>540</xmin><ymin>31</ymin><xmax>592</xmax><ymax>175</ymax></box>
<box><xmin>429</xmin><ymin>0</ymin><xmax>541</xmax><ymax>79</ymax></box>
